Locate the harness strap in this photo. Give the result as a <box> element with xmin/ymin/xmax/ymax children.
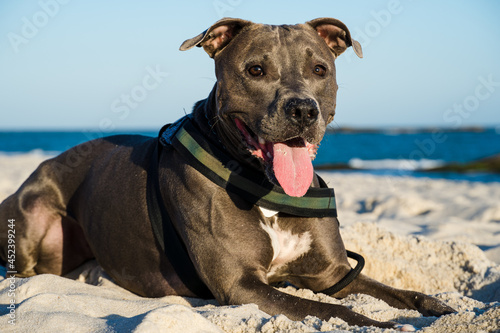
<box><xmin>168</xmin><ymin>117</ymin><xmax>338</xmax><ymax>218</ymax></box>
<box><xmin>146</xmin><ymin>141</ymin><xmax>213</xmax><ymax>298</ymax></box>
<box><xmin>319</xmin><ymin>250</ymin><xmax>365</xmax><ymax>295</ymax></box>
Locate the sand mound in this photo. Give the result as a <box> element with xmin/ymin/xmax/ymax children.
<box><xmin>342</xmin><ymin>223</ymin><xmax>500</xmax><ymax>303</ymax></box>
<box><xmin>1</xmin><ymin>222</ymin><xmax>498</xmax><ymax>332</ymax></box>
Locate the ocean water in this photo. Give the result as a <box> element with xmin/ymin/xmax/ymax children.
<box><xmin>317</xmin><ymin>128</ymin><xmax>500</xmax><ymax>182</ymax></box>
<box><xmin>1</xmin><ymin>128</ymin><xmax>499</xmax><ymax>182</ymax></box>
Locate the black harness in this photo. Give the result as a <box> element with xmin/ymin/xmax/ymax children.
<box><xmin>146</xmin><ymin>115</ymin><xmax>364</xmax><ymax>298</ymax></box>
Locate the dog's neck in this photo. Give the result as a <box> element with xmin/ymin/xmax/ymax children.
<box><xmin>192</xmin><ymin>85</ymin><xmax>264</xmax><ymax>173</ymax></box>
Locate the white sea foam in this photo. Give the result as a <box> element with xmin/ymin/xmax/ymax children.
<box><xmin>348</xmin><ymin>158</ymin><xmax>446</xmax><ymax>171</ymax></box>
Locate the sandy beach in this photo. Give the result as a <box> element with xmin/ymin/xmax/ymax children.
<box><xmin>0</xmin><ymin>152</ymin><xmax>499</xmax><ymax>332</ymax></box>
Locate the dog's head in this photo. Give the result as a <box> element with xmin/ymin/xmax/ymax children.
<box><xmin>181</xmin><ymin>18</ymin><xmax>362</xmax><ymax>197</ymax></box>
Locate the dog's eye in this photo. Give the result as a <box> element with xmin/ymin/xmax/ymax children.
<box><xmin>248</xmin><ymin>65</ymin><xmax>264</xmax><ymax>77</ymax></box>
<box><xmin>313</xmin><ymin>65</ymin><xmax>326</xmax><ymax>76</ymax></box>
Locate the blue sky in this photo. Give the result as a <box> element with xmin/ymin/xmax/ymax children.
<box><xmin>1</xmin><ymin>0</ymin><xmax>499</xmax><ymax>130</ymax></box>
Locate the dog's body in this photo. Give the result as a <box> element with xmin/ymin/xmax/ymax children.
<box><xmin>0</xmin><ymin>18</ymin><xmax>454</xmax><ymax>329</ymax></box>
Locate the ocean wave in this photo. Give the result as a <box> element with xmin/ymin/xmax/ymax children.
<box><xmin>348</xmin><ymin>158</ymin><xmax>446</xmax><ymax>171</ymax></box>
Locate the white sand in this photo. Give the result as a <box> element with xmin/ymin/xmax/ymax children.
<box><xmin>0</xmin><ymin>153</ymin><xmax>499</xmax><ymax>332</ymax></box>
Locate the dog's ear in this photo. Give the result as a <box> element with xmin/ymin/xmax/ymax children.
<box><xmin>180</xmin><ymin>18</ymin><xmax>252</xmax><ymax>58</ymax></box>
<box><xmin>306</xmin><ymin>18</ymin><xmax>363</xmax><ymax>58</ymax></box>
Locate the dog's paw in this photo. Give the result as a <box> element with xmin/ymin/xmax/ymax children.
<box><xmin>415</xmin><ymin>294</ymin><xmax>456</xmax><ymax>317</ymax></box>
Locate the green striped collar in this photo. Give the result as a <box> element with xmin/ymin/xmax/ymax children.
<box><xmin>160</xmin><ymin>116</ymin><xmax>337</xmax><ymax>218</ymax></box>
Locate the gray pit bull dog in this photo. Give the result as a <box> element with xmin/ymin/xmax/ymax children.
<box><xmin>0</xmin><ymin>18</ymin><xmax>455</xmax><ymax>329</ymax></box>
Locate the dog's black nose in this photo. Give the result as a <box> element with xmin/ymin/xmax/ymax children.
<box><xmin>284</xmin><ymin>98</ymin><xmax>319</xmax><ymax>127</ymax></box>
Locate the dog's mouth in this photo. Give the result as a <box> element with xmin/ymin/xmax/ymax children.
<box><xmin>234</xmin><ymin>118</ymin><xmax>318</xmax><ymax>197</ymax></box>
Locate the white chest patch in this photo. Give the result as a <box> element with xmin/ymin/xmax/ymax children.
<box><xmin>259</xmin><ymin>206</ymin><xmax>279</xmax><ymax>218</ymax></box>
<box><xmin>260</xmin><ymin>218</ymin><xmax>312</xmax><ymax>268</ymax></box>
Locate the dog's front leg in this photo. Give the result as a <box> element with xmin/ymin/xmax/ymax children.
<box><xmin>218</xmin><ymin>274</ymin><xmax>398</xmax><ymax>329</ymax></box>
<box><xmin>332</xmin><ymin>273</ymin><xmax>456</xmax><ymax>317</ymax></box>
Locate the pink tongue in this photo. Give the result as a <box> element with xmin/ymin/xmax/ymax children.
<box><xmin>273</xmin><ymin>142</ymin><xmax>314</xmax><ymax>197</ymax></box>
